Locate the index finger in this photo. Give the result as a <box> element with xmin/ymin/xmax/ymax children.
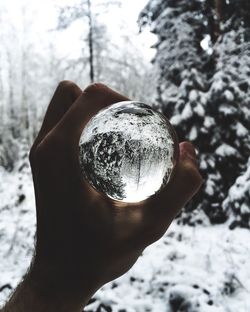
<box><xmin>32</xmin><ymin>81</ymin><xmax>82</xmax><ymax>151</ymax></box>
<box><xmin>54</xmin><ymin>83</ymin><xmax>129</xmax><ymax>145</ymax></box>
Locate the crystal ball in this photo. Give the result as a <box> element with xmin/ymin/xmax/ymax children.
<box><xmin>79</xmin><ymin>101</ymin><xmax>178</xmax><ymax>202</ymax></box>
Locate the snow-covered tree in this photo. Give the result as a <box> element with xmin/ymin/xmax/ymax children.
<box><xmin>56</xmin><ymin>0</ymin><xmax>122</xmax><ymax>82</ymax></box>
<box><xmin>223</xmin><ymin>157</ymin><xmax>250</xmax><ymax>229</ymax></box>
<box><xmin>56</xmin><ymin>0</ymin><xmax>156</xmax><ymax>101</ymax></box>
<box><xmin>0</xmin><ymin>1</ymin><xmax>68</xmax><ymax>170</ymax></box>
<box><xmin>140</xmin><ymin>0</ymin><xmax>250</xmax><ymax>226</ymax></box>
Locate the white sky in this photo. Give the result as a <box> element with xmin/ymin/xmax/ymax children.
<box><xmin>100</xmin><ymin>1</ymin><xmax>156</xmax><ymax>61</ymax></box>
<box><xmin>2</xmin><ymin>0</ymin><xmax>156</xmax><ymax>61</ymax></box>
<box><xmin>53</xmin><ymin>0</ymin><xmax>157</xmax><ymax>61</ymax></box>
<box><xmin>121</xmin><ymin>0</ymin><xmax>149</xmax><ymax>24</ymax></box>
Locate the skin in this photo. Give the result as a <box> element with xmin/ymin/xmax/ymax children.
<box><xmin>1</xmin><ymin>82</ymin><xmax>202</xmax><ymax>312</ymax></box>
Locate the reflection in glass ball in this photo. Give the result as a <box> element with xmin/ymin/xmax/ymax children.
<box><xmin>79</xmin><ymin>101</ymin><xmax>178</xmax><ymax>202</ymax></box>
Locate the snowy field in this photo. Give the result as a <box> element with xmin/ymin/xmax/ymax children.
<box><xmin>0</xmin><ymin>161</ymin><xmax>250</xmax><ymax>312</ymax></box>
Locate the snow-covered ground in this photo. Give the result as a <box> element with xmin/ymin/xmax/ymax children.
<box><xmin>0</xmin><ymin>162</ymin><xmax>250</xmax><ymax>312</ymax></box>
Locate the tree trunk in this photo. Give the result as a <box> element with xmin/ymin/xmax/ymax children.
<box><xmin>87</xmin><ymin>0</ymin><xmax>94</xmax><ymax>82</ymax></box>
<box><xmin>215</xmin><ymin>0</ymin><xmax>222</xmax><ymax>21</ymax></box>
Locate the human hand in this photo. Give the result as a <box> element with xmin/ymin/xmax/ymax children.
<box><xmin>3</xmin><ymin>82</ymin><xmax>202</xmax><ymax>312</ymax></box>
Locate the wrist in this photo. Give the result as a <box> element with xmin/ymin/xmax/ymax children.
<box><xmin>28</xmin><ymin>260</ymin><xmax>98</xmax><ymax>309</ymax></box>
<box><xmin>3</xmin><ymin>262</ymin><xmax>99</xmax><ymax>312</ymax></box>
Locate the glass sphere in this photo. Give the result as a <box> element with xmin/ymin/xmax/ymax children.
<box><xmin>79</xmin><ymin>101</ymin><xmax>178</xmax><ymax>202</ymax></box>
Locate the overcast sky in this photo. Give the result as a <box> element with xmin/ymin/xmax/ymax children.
<box><xmin>100</xmin><ymin>0</ymin><xmax>156</xmax><ymax>60</ymax></box>
<box><xmin>55</xmin><ymin>0</ymin><xmax>156</xmax><ymax>61</ymax></box>
<box><xmin>2</xmin><ymin>0</ymin><xmax>155</xmax><ymax>61</ymax></box>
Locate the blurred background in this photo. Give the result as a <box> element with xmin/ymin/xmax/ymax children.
<box><xmin>0</xmin><ymin>0</ymin><xmax>250</xmax><ymax>311</ymax></box>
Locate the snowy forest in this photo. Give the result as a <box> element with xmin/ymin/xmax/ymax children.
<box><xmin>0</xmin><ymin>0</ymin><xmax>250</xmax><ymax>311</ymax></box>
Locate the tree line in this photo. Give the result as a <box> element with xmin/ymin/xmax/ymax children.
<box><xmin>140</xmin><ymin>0</ymin><xmax>250</xmax><ymax>228</ymax></box>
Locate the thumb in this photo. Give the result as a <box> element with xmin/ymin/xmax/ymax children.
<box><xmin>145</xmin><ymin>141</ymin><xmax>203</xmax><ymax>223</ymax></box>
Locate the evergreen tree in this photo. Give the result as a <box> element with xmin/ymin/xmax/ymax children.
<box><xmin>223</xmin><ymin>157</ymin><xmax>250</xmax><ymax>229</ymax></box>
<box><xmin>139</xmin><ymin>0</ymin><xmax>250</xmax><ymax>226</ymax></box>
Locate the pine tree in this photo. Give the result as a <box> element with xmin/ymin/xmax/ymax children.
<box><xmin>56</xmin><ymin>0</ymin><xmax>156</xmax><ymax>101</ymax></box>
<box><xmin>57</xmin><ymin>0</ymin><xmax>121</xmax><ymax>83</ymax></box>
<box><xmin>223</xmin><ymin>157</ymin><xmax>250</xmax><ymax>229</ymax></box>
<box><xmin>139</xmin><ymin>0</ymin><xmax>250</xmax><ymax>226</ymax></box>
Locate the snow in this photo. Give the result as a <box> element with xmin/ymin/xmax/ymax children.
<box><xmin>240</xmin><ymin>204</ymin><xmax>249</xmax><ymax>215</ymax></box>
<box><xmin>189</xmin><ymin>126</ymin><xmax>198</xmax><ymax>141</ymax></box>
<box><xmin>1</xmin><ymin>163</ymin><xmax>250</xmax><ymax>311</ymax></box>
<box><xmin>0</xmin><ymin>162</ymin><xmax>36</xmax><ymax>305</ymax></box>
<box><xmin>193</xmin><ymin>103</ymin><xmax>205</xmax><ymax>117</ymax></box>
<box><xmin>204</xmin><ymin>117</ymin><xmax>215</xmax><ymax>128</ymax></box>
<box><xmin>235</xmin><ymin>123</ymin><xmax>248</xmax><ymax>137</ymax></box>
<box><xmin>224</xmin><ymin>90</ymin><xmax>234</xmax><ymax>102</ymax></box>
<box><xmin>205</xmin><ymin>180</ymin><xmax>215</xmax><ymax>196</ymax></box>
<box><xmin>211</xmin><ymin>79</ymin><xmax>225</xmax><ymax>93</ymax></box>
<box><xmin>218</xmin><ymin>104</ymin><xmax>238</xmax><ymax>116</ymax></box>
<box><xmin>89</xmin><ymin>224</ymin><xmax>250</xmax><ymax>312</ymax></box>
<box><xmin>189</xmin><ymin>90</ymin><xmax>199</xmax><ymax>102</ymax></box>
<box><xmin>170</xmin><ymin>102</ymin><xmax>193</xmax><ymax>124</ymax></box>
<box><xmin>222</xmin><ymin>158</ymin><xmax>250</xmax><ymax>227</ymax></box>
<box><xmin>228</xmin><ymin>166</ymin><xmax>250</xmax><ymax>201</ymax></box>
<box><xmin>215</xmin><ymin>144</ymin><xmax>237</xmax><ymax>157</ymax></box>
<box><xmin>170</xmin><ymin>114</ymin><xmax>182</xmax><ymax>126</ymax></box>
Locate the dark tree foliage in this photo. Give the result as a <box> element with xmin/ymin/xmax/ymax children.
<box><xmin>223</xmin><ymin>157</ymin><xmax>250</xmax><ymax>229</ymax></box>
<box><xmin>139</xmin><ymin>0</ymin><xmax>250</xmax><ymax>227</ymax></box>
<box><xmin>79</xmin><ymin>132</ymin><xmax>127</xmax><ymax>200</ymax></box>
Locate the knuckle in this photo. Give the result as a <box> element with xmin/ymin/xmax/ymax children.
<box><xmin>57</xmin><ymin>80</ymin><xmax>79</xmax><ymax>95</ymax></box>
<box><xmin>29</xmin><ymin>145</ymin><xmax>36</xmax><ymax>164</ymax></box>
<box><xmin>57</xmin><ymin>80</ymin><xmax>81</xmax><ymax>103</ymax></box>
<box><xmin>34</xmin><ymin>135</ymin><xmax>65</xmax><ymax>167</ymax></box>
<box><xmin>58</xmin><ymin>80</ymin><xmax>74</xmax><ymax>89</ymax></box>
<box><xmin>84</xmin><ymin>82</ymin><xmax>108</xmax><ymax>95</ymax></box>
<box><xmin>34</xmin><ymin>142</ymin><xmax>51</xmax><ymax>165</ymax></box>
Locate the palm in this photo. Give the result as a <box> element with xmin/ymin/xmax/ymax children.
<box><xmin>30</xmin><ymin>81</ymin><xmax>202</xmax><ymax>295</ymax></box>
